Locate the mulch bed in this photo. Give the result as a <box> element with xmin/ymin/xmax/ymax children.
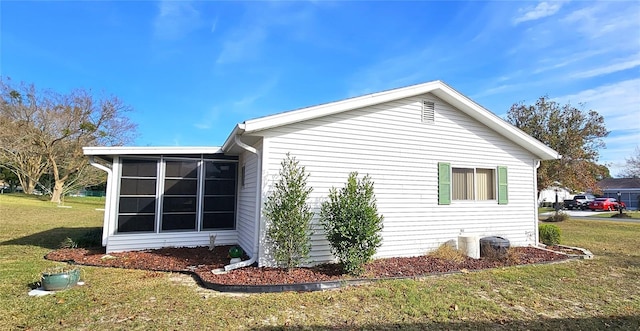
<box><xmin>46</xmin><ymin>245</ymin><xmax>573</xmax><ymax>286</ymax></box>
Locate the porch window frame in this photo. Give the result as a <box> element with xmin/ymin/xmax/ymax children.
<box><xmin>114</xmin><ymin>155</ymin><xmax>238</xmax><ymax>234</ymax></box>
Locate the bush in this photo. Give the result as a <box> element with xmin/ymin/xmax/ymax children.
<box><xmin>539</xmin><ymin>223</ymin><xmax>561</xmax><ymax>246</ymax></box>
<box><xmin>545</xmin><ymin>211</ymin><xmax>569</xmax><ymax>222</ymax></box>
<box><xmin>264</xmin><ymin>153</ymin><xmax>314</xmax><ymax>270</ymax></box>
<box><xmin>320</xmin><ymin>172</ymin><xmax>383</xmax><ymax>275</ymax></box>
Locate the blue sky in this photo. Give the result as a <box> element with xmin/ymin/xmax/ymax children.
<box><xmin>1</xmin><ymin>1</ymin><xmax>639</xmax><ymax>176</ymax></box>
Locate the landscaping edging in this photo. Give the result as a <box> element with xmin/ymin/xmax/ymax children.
<box><xmin>535</xmin><ymin>243</ymin><xmax>594</xmax><ymax>259</ymax></box>
<box><xmin>47</xmin><ymin>251</ymin><xmax>583</xmax><ymax>294</ymax></box>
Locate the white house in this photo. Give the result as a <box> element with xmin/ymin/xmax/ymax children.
<box><xmin>84</xmin><ymin>81</ymin><xmax>560</xmax><ymax>268</ymax></box>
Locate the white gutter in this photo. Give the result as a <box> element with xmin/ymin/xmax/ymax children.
<box><xmin>224</xmin><ymin>135</ymin><xmax>262</xmax><ymax>271</ymax></box>
<box><xmin>88</xmin><ymin>156</ymin><xmax>113</xmax><ymax>246</ymax></box>
<box><xmin>533</xmin><ymin>160</ymin><xmax>541</xmax><ymax>245</ymax></box>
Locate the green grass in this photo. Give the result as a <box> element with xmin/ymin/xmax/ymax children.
<box><xmin>1</xmin><ymin>194</ymin><xmax>639</xmax><ymax>330</ymax></box>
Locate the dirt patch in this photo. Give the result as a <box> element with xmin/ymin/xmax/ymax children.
<box><xmin>46</xmin><ymin>245</ymin><xmax>573</xmax><ymax>286</ymax></box>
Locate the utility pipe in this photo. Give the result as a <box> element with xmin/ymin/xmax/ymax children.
<box><xmin>88</xmin><ymin>156</ymin><xmax>113</xmax><ymax>246</ymax></box>
<box><xmin>224</xmin><ymin>135</ymin><xmax>262</xmax><ymax>271</ymax></box>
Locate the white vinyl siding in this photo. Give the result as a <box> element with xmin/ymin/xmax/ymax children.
<box><xmin>256</xmin><ymin>92</ymin><xmax>538</xmax><ymax>265</ymax></box>
<box><xmin>235</xmin><ymin>144</ymin><xmax>261</xmax><ymax>258</ymax></box>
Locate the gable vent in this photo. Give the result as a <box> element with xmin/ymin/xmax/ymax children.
<box><xmin>422</xmin><ymin>100</ymin><xmax>435</xmax><ymax>123</ymax></box>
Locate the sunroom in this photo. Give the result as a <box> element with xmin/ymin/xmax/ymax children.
<box><xmin>84</xmin><ymin>147</ymin><xmax>240</xmax><ymax>253</ymax></box>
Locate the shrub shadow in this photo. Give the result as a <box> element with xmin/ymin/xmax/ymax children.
<box><xmin>0</xmin><ymin>227</ymin><xmax>102</xmax><ymax>250</ymax></box>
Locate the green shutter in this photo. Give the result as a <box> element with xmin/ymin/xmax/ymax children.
<box><xmin>497</xmin><ymin>166</ymin><xmax>508</xmax><ymax>205</ymax></box>
<box><xmin>438</xmin><ymin>162</ymin><xmax>451</xmax><ymax>205</ymax></box>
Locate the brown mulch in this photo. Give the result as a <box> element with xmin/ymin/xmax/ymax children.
<box><xmin>46</xmin><ymin>245</ymin><xmax>572</xmax><ymax>286</ymax></box>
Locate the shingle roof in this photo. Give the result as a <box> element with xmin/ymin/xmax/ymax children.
<box><xmin>597</xmin><ymin>178</ymin><xmax>640</xmax><ymax>190</ymax></box>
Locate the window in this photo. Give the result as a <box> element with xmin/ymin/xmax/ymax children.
<box><xmin>117</xmin><ymin>159</ymin><xmax>158</xmax><ymax>233</ymax></box>
<box><xmin>116</xmin><ymin>156</ymin><xmax>238</xmax><ymax>234</ymax></box>
<box><xmin>162</xmin><ymin>160</ymin><xmax>198</xmax><ymax>231</ymax></box>
<box><xmin>438</xmin><ymin>163</ymin><xmax>507</xmax><ymax>204</ymax></box>
<box><xmin>202</xmin><ymin>161</ymin><xmax>237</xmax><ymax>230</ymax></box>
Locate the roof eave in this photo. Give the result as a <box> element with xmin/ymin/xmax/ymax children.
<box><xmin>82</xmin><ymin>146</ymin><xmax>223</xmax><ymax>156</ymax></box>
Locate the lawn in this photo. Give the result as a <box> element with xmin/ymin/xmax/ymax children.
<box><xmin>1</xmin><ymin>194</ymin><xmax>639</xmax><ymax>330</ymax></box>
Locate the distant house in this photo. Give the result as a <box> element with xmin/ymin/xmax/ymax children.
<box><xmin>84</xmin><ymin>81</ymin><xmax>560</xmax><ymax>267</ymax></box>
<box><xmin>597</xmin><ymin>178</ymin><xmax>640</xmax><ymax>210</ymax></box>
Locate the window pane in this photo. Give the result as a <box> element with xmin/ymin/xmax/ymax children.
<box><xmin>204</xmin><ymin>196</ymin><xmax>235</xmax><ymax>212</ymax></box>
<box><xmin>165</xmin><ymin>161</ymin><xmax>198</xmax><ymax>178</ymax></box>
<box><xmin>476</xmin><ymin>169</ymin><xmax>495</xmax><ymax>200</ymax></box>
<box><xmin>204</xmin><ymin>180</ymin><xmax>236</xmax><ymax>195</ymax></box>
<box><xmin>118</xmin><ymin>215</ymin><xmax>155</xmax><ymax>232</ymax></box>
<box><xmin>119</xmin><ymin>197</ymin><xmax>156</xmax><ymax>213</ymax></box>
<box><xmin>205</xmin><ymin>162</ymin><xmax>236</xmax><ymax>179</ymax></box>
<box><xmin>202</xmin><ymin>212</ymin><xmax>235</xmax><ymax>230</ymax></box>
<box><xmin>162</xmin><ymin>214</ymin><xmax>196</xmax><ymax>231</ymax></box>
<box><xmin>120</xmin><ymin>178</ymin><xmax>156</xmax><ymax>195</ymax></box>
<box><xmin>121</xmin><ymin>159</ymin><xmax>157</xmax><ymax>177</ymax></box>
<box><xmin>163</xmin><ymin>197</ymin><xmax>197</xmax><ymax>212</ymax></box>
<box><xmin>452</xmin><ymin>168</ymin><xmax>474</xmax><ymax>200</ymax></box>
<box><xmin>164</xmin><ymin>179</ymin><xmax>198</xmax><ymax>195</ymax></box>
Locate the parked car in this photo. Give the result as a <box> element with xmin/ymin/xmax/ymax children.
<box><xmin>588</xmin><ymin>198</ymin><xmax>626</xmax><ymax>211</ymax></box>
<box><xmin>565</xmin><ymin>194</ymin><xmax>596</xmax><ymax>210</ymax></box>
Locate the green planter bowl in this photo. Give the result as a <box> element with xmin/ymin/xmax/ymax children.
<box><xmin>41</xmin><ymin>267</ymin><xmax>80</xmax><ymax>291</ymax></box>
<box><xmin>229</xmin><ymin>246</ymin><xmax>243</xmax><ymax>259</ymax></box>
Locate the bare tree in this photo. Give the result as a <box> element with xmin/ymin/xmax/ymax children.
<box><xmin>0</xmin><ymin>78</ymin><xmax>137</xmax><ymax>202</ymax></box>
<box><xmin>620</xmin><ymin>146</ymin><xmax>640</xmax><ymax>178</ymax></box>
<box><xmin>0</xmin><ymin>83</ymin><xmax>50</xmax><ymax>193</ymax></box>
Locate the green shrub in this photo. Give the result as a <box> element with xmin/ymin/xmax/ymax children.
<box><xmin>539</xmin><ymin>223</ymin><xmax>561</xmax><ymax>246</ymax></box>
<box><xmin>320</xmin><ymin>172</ymin><xmax>383</xmax><ymax>275</ymax></box>
<box><xmin>264</xmin><ymin>153</ymin><xmax>314</xmax><ymax>270</ymax></box>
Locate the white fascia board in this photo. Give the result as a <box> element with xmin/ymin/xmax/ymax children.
<box><xmin>430</xmin><ymin>83</ymin><xmax>560</xmax><ymax>160</ymax></box>
<box><xmin>83</xmin><ymin>146</ymin><xmax>222</xmax><ymax>156</ymax></box>
<box><xmin>221</xmin><ymin>124</ymin><xmax>245</xmax><ymax>152</ymax></box>
<box><xmin>228</xmin><ymin>80</ymin><xmax>560</xmax><ymax>161</ymax></box>
<box><xmin>241</xmin><ymin>81</ymin><xmax>443</xmax><ymax>133</ymax></box>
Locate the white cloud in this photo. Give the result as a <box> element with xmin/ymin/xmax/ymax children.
<box><xmin>513</xmin><ymin>2</ymin><xmax>562</xmax><ymax>25</ymax></box>
<box><xmin>194</xmin><ymin>106</ymin><xmax>223</xmax><ymax>130</ymax></box>
<box><xmin>216</xmin><ymin>27</ymin><xmax>267</xmax><ymax>64</ymax></box>
<box><xmin>233</xmin><ymin>76</ymin><xmax>279</xmax><ymax>108</ymax></box>
<box><xmin>556</xmin><ymin>79</ymin><xmax>640</xmax><ymax>175</ymax></box>
<box><xmin>154</xmin><ymin>1</ymin><xmax>202</xmax><ymax>40</ymax></box>
<box><xmin>571</xmin><ymin>53</ymin><xmax>640</xmax><ymax>79</ymax></box>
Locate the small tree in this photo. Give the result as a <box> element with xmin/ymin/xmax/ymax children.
<box><xmin>320</xmin><ymin>172</ymin><xmax>383</xmax><ymax>275</ymax></box>
<box><xmin>264</xmin><ymin>153</ymin><xmax>314</xmax><ymax>270</ymax></box>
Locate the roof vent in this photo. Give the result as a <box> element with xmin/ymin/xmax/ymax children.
<box><xmin>422</xmin><ymin>100</ymin><xmax>435</xmax><ymax>124</ymax></box>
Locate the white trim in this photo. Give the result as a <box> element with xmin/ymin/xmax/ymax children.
<box><xmin>83</xmin><ymin>146</ymin><xmax>222</xmax><ymax>155</ymax></box>
<box><xmin>227</xmin><ymin>81</ymin><xmax>560</xmax><ymax>160</ymax></box>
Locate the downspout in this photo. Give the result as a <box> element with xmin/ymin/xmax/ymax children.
<box><xmin>533</xmin><ymin>160</ymin><xmax>541</xmax><ymax>246</ymax></box>
<box><xmin>88</xmin><ymin>156</ymin><xmax>113</xmax><ymax>246</ymax></box>
<box><xmin>224</xmin><ymin>135</ymin><xmax>262</xmax><ymax>271</ymax></box>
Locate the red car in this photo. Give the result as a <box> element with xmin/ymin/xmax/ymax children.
<box><xmin>589</xmin><ymin>198</ymin><xmax>626</xmax><ymax>211</ymax></box>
